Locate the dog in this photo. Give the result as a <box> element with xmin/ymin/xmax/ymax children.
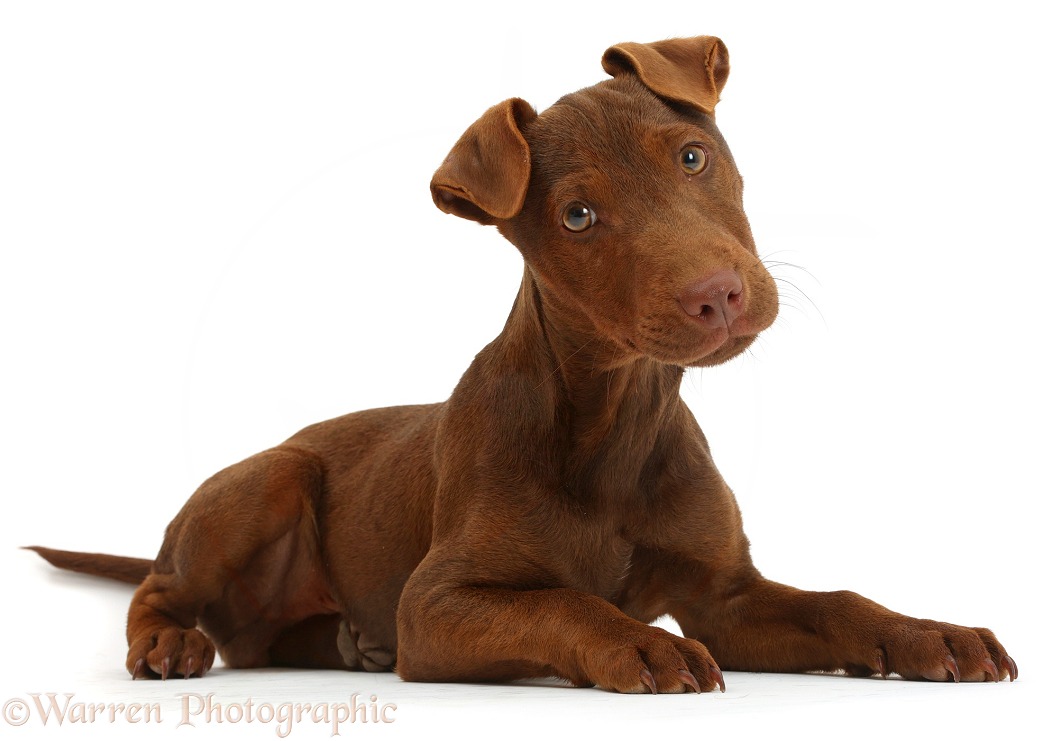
<box><xmin>29</xmin><ymin>35</ymin><xmax>1016</xmax><ymax>693</ymax></box>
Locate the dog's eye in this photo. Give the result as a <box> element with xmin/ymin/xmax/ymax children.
<box><xmin>562</xmin><ymin>203</ymin><xmax>597</xmax><ymax>233</ymax></box>
<box><xmin>680</xmin><ymin>145</ymin><xmax>709</xmax><ymax>175</ymax></box>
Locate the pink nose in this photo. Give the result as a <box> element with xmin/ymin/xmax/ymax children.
<box><xmin>679</xmin><ymin>269</ymin><xmax>744</xmax><ymax>328</ymax></box>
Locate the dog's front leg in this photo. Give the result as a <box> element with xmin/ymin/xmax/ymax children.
<box><xmin>634</xmin><ymin>417</ymin><xmax>1017</xmax><ymax>683</ymax></box>
<box><xmin>395</xmin><ymin>553</ymin><xmax>724</xmax><ymax>693</ymax></box>
<box><xmin>667</xmin><ymin>572</ymin><xmax>1017</xmax><ymax>682</ymax></box>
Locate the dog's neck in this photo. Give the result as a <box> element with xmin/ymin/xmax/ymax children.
<box><xmin>492</xmin><ymin>266</ymin><xmax>685</xmax><ymax>497</ymax></box>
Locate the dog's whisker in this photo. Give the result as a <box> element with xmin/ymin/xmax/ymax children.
<box><xmin>762</xmin><ymin>259</ymin><xmax>821</xmax><ymax>283</ymax></box>
<box><xmin>771</xmin><ymin>276</ymin><xmax>826</xmax><ymax>327</ymax></box>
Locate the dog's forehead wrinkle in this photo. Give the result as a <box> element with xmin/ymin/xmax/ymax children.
<box><xmin>528</xmin><ymin>104</ymin><xmax>688</xmax><ymax>209</ymax></box>
<box><xmin>532</xmin><ymin>80</ymin><xmax>689</xmax><ymax>168</ymax></box>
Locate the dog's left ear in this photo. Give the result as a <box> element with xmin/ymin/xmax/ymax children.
<box><xmin>431</xmin><ymin>98</ymin><xmax>537</xmax><ymax>225</ymax></box>
<box><xmin>602</xmin><ymin>36</ymin><xmax>730</xmax><ymax>115</ymax></box>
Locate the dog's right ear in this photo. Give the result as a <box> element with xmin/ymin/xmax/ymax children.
<box><xmin>430</xmin><ymin>98</ymin><xmax>536</xmax><ymax>225</ymax></box>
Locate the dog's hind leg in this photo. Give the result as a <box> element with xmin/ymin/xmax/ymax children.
<box><xmin>126</xmin><ymin>446</ymin><xmax>336</xmax><ymax>678</ymax></box>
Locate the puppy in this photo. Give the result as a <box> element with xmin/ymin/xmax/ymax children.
<box><xmin>30</xmin><ymin>35</ymin><xmax>1015</xmax><ymax>693</ymax></box>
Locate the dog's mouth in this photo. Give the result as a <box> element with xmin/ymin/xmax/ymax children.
<box><xmin>634</xmin><ymin>326</ymin><xmax>758</xmax><ymax>368</ymax></box>
<box><xmin>628</xmin><ymin>305</ymin><xmax>772</xmax><ymax>367</ymax></box>
<box><xmin>687</xmin><ymin>333</ymin><xmax>759</xmax><ymax>367</ymax></box>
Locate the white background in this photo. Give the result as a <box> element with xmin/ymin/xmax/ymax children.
<box><xmin>1</xmin><ymin>1</ymin><xmax>1057</xmax><ymax>738</ymax></box>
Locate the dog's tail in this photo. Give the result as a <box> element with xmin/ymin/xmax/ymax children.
<box><xmin>24</xmin><ymin>546</ymin><xmax>152</xmax><ymax>585</ymax></box>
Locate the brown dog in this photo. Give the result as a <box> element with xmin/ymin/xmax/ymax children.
<box><xmin>30</xmin><ymin>36</ymin><xmax>1015</xmax><ymax>693</ymax></box>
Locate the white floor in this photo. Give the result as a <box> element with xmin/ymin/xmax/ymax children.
<box><xmin>0</xmin><ymin>566</ymin><xmax>1046</xmax><ymax>741</ymax></box>
<box><xmin>9</xmin><ymin>667</ymin><xmax>1040</xmax><ymax>740</ymax></box>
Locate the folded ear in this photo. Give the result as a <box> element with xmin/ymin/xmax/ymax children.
<box><xmin>601</xmin><ymin>36</ymin><xmax>730</xmax><ymax>115</ymax></box>
<box><xmin>430</xmin><ymin>98</ymin><xmax>537</xmax><ymax>225</ymax></box>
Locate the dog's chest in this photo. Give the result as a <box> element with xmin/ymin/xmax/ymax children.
<box><xmin>554</xmin><ymin>503</ymin><xmax>637</xmax><ymax>601</ymax></box>
<box><xmin>574</xmin><ymin>538</ymin><xmax>634</xmax><ymax>602</ymax></box>
<box><xmin>551</xmin><ymin>457</ymin><xmax>666</xmax><ymax>601</ymax></box>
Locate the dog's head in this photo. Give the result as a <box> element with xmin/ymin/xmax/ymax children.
<box><xmin>431</xmin><ymin>36</ymin><xmax>778</xmax><ymax>368</ymax></box>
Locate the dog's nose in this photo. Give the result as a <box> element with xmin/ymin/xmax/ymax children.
<box><xmin>679</xmin><ymin>269</ymin><xmax>744</xmax><ymax>328</ymax></box>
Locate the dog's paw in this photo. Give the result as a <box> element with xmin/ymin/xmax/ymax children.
<box><xmin>583</xmin><ymin>625</ymin><xmax>724</xmax><ymax>694</ymax></box>
<box><xmin>127</xmin><ymin>627</ymin><xmax>216</xmax><ymax>679</ymax></box>
<box><xmin>847</xmin><ymin>620</ymin><xmax>1016</xmax><ymax>683</ymax></box>
<box><xmin>338</xmin><ymin>619</ymin><xmax>395</xmax><ymax>672</ymax></box>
